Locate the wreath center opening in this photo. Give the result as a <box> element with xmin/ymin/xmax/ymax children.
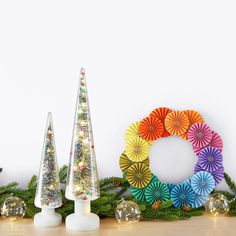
<box><xmin>149</xmin><ymin>136</ymin><xmax>197</xmax><ymax>184</ymax></box>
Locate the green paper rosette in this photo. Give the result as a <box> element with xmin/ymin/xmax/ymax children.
<box><xmin>144</xmin><ymin>181</ymin><xmax>170</xmax><ymax>204</ymax></box>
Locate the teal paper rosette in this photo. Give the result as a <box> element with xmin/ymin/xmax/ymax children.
<box><xmin>130</xmin><ymin>174</ymin><xmax>159</xmax><ymax>202</ymax></box>
<box><xmin>145</xmin><ymin>181</ymin><xmax>169</xmax><ymax>204</ymax></box>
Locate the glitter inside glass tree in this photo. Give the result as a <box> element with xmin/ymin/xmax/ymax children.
<box><xmin>34</xmin><ymin>112</ymin><xmax>62</xmax><ymax>227</ymax></box>
<box><xmin>65</xmin><ymin>68</ymin><xmax>100</xmax><ymax>231</ymax></box>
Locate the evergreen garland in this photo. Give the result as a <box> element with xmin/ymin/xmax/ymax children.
<box><xmin>1</xmin><ymin>166</ymin><xmax>236</xmax><ymax>221</ymax></box>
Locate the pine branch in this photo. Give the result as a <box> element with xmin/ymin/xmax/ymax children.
<box><xmin>1</xmin><ymin>168</ymin><xmax>236</xmax><ymax>221</ymax></box>
<box><xmin>0</xmin><ymin>182</ymin><xmax>18</xmax><ymax>194</ymax></box>
<box><xmin>160</xmin><ymin>200</ymin><xmax>173</xmax><ymax>209</ymax></box>
<box><xmin>59</xmin><ymin>165</ymin><xmax>68</xmax><ymax>184</ymax></box>
<box><xmin>25</xmin><ymin>203</ymin><xmax>40</xmax><ymax>218</ymax></box>
<box><xmin>224</xmin><ymin>173</ymin><xmax>236</xmax><ymax>194</ymax></box>
<box><xmin>0</xmin><ymin>193</ymin><xmax>12</xmax><ymax>205</ymax></box>
<box><xmin>213</xmin><ymin>190</ymin><xmax>234</xmax><ymax>200</ymax></box>
<box><xmin>27</xmin><ymin>175</ymin><xmax>37</xmax><ymax>190</ymax></box>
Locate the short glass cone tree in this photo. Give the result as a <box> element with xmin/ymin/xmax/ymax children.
<box><xmin>34</xmin><ymin>112</ymin><xmax>62</xmax><ymax>227</ymax></box>
<box><xmin>65</xmin><ymin>68</ymin><xmax>100</xmax><ymax>231</ymax></box>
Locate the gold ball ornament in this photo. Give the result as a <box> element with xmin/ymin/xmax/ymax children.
<box><xmin>115</xmin><ymin>198</ymin><xmax>141</xmax><ymax>224</ymax></box>
<box><xmin>1</xmin><ymin>196</ymin><xmax>26</xmax><ymax>221</ymax></box>
<box><xmin>205</xmin><ymin>193</ymin><xmax>229</xmax><ymax>216</ymax></box>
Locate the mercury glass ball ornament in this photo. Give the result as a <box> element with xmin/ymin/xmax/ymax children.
<box><xmin>1</xmin><ymin>196</ymin><xmax>26</xmax><ymax>221</ymax></box>
<box><xmin>205</xmin><ymin>193</ymin><xmax>229</xmax><ymax>216</ymax></box>
<box><xmin>115</xmin><ymin>199</ymin><xmax>141</xmax><ymax>224</ymax></box>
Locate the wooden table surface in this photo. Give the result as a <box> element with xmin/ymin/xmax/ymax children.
<box><xmin>1</xmin><ymin>215</ymin><xmax>236</xmax><ymax>236</ymax></box>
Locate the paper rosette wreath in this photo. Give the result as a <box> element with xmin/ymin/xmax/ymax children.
<box><xmin>119</xmin><ymin>107</ymin><xmax>224</xmax><ymax>209</ymax></box>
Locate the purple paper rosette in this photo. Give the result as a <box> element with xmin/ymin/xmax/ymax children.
<box><xmin>194</xmin><ymin>162</ymin><xmax>203</xmax><ymax>173</ymax></box>
<box><xmin>198</xmin><ymin>146</ymin><xmax>223</xmax><ymax>172</ymax></box>
<box><xmin>211</xmin><ymin>166</ymin><xmax>224</xmax><ymax>185</ymax></box>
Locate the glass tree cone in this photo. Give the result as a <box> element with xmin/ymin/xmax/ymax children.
<box><xmin>65</xmin><ymin>68</ymin><xmax>100</xmax><ymax>201</ymax></box>
<box><xmin>34</xmin><ymin>112</ymin><xmax>62</xmax><ymax>208</ymax></box>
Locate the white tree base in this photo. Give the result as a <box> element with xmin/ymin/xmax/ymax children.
<box><xmin>65</xmin><ymin>212</ymin><xmax>100</xmax><ymax>231</ymax></box>
<box><xmin>34</xmin><ymin>209</ymin><xmax>62</xmax><ymax>228</ymax></box>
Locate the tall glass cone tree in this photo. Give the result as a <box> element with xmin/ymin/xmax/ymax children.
<box><xmin>65</xmin><ymin>69</ymin><xmax>100</xmax><ymax>231</ymax></box>
<box><xmin>34</xmin><ymin>112</ymin><xmax>62</xmax><ymax>227</ymax></box>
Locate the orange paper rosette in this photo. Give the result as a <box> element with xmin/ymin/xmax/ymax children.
<box><xmin>164</xmin><ymin>111</ymin><xmax>189</xmax><ymax>136</ymax></box>
<box><xmin>150</xmin><ymin>107</ymin><xmax>172</xmax><ymax>137</ymax></box>
<box><xmin>180</xmin><ymin>110</ymin><xmax>205</xmax><ymax>139</ymax></box>
<box><xmin>139</xmin><ymin>116</ymin><xmax>164</xmax><ymax>141</ymax></box>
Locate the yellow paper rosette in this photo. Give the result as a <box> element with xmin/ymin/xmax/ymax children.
<box><xmin>119</xmin><ymin>152</ymin><xmax>149</xmax><ymax>171</ymax></box>
<box><xmin>125</xmin><ymin>137</ymin><xmax>150</xmax><ymax>162</ymax></box>
<box><xmin>127</xmin><ymin>163</ymin><xmax>152</xmax><ymax>188</ymax></box>
<box><xmin>125</xmin><ymin>122</ymin><xmax>140</xmax><ymax>142</ymax></box>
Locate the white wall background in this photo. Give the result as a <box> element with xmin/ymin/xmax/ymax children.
<box><xmin>0</xmin><ymin>1</ymin><xmax>235</xmax><ymax>190</ymax></box>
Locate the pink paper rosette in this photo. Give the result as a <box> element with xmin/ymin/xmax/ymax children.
<box><xmin>198</xmin><ymin>146</ymin><xmax>223</xmax><ymax>172</ymax></box>
<box><xmin>193</xmin><ymin>131</ymin><xmax>223</xmax><ymax>155</ymax></box>
<box><xmin>188</xmin><ymin>123</ymin><xmax>213</xmax><ymax>148</ymax></box>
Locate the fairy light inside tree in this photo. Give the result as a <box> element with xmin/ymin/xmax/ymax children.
<box><xmin>34</xmin><ymin>112</ymin><xmax>62</xmax><ymax>227</ymax></box>
<box><xmin>65</xmin><ymin>68</ymin><xmax>100</xmax><ymax>231</ymax></box>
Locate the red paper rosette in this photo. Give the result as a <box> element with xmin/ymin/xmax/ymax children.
<box><xmin>164</xmin><ymin>111</ymin><xmax>190</xmax><ymax>136</ymax></box>
<box><xmin>188</xmin><ymin>123</ymin><xmax>213</xmax><ymax>148</ymax></box>
<box><xmin>180</xmin><ymin>110</ymin><xmax>204</xmax><ymax>140</ymax></box>
<box><xmin>139</xmin><ymin>116</ymin><xmax>164</xmax><ymax>141</ymax></box>
<box><xmin>150</xmin><ymin>107</ymin><xmax>172</xmax><ymax>137</ymax></box>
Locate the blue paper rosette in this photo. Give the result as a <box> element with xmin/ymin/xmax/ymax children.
<box><xmin>191</xmin><ymin>171</ymin><xmax>215</xmax><ymax>196</ymax></box>
<box><xmin>191</xmin><ymin>193</ymin><xmax>208</xmax><ymax>208</ymax></box>
<box><xmin>167</xmin><ymin>183</ymin><xmax>176</xmax><ymax>192</ymax></box>
<box><xmin>195</xmin><ymin>162</ymin><xmax>224</xmax><ymax>185</ymax></box>
<box><xmin>145</xmin><ymin>181</ymin><xmax>170</xmax><ymax>204</ymax></box>
<box><xmin>183</xmin><ymin>178</ymin><xmax>191</xmax><ymax>186</ymax></box>
<box><xmin>170</xmin><ymin>183</ymin><xmax>195</xmax><ymax>208</ymax></box>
